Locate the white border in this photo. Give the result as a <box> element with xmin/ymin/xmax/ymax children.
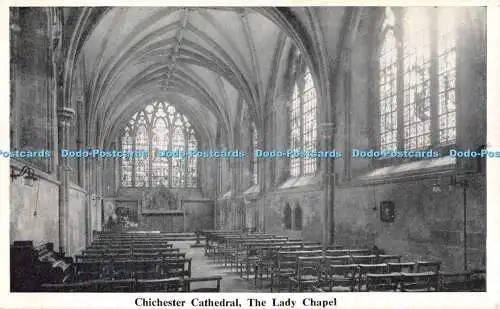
<box><xmin>0</xmin><ymin>2</ymin><xmax>498</xmax><ymax>309</ymax></box>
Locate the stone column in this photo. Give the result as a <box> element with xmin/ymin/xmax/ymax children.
<box><xmin>10</xmin><ymin>9</ymin><xmax>21</xmax><ymax>150</ymax></box>
<box><xmin>319</xmin><ymin>122</ymin><xmax>336</xmax><ymax>246</ymax></box>
<box><xmin>57</xmin><ymin>107</ymin><xmax>75</xmax><ymax>255</ymax></box>
<box><xmin>76</xmin><ymin>96</ymin><xmax>85</xmax><ymax>186</ymax></box>
<box><xmin>229</xmin><ymin>158</ymin><xmax>239</xmax><ymax>230</ymax></box>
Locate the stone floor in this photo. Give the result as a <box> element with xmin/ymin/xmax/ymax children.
<box><xmin>173</xmin><ymin>241</ymin><xmax>268</xmax><ymax>292</ymax></box>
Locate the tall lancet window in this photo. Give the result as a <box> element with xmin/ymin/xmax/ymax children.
<box><xmin>251</xmin><ymin>123</ymin><xmax>258</xmax><ymax>185</ymax></box>
<box><xmin>120</xmin><ymin>101</ymin><xmax>199</xmax><ymax>188</ymax></box>
<box><xmin>289</xmin><ymin>66</ymin><xmax>317</xmax><ymax>177</ymax></box>
<box><xmin>121</xmin><ymin>127</ymin><xmax>133</xmax><ymax>187</ymax></box>
<box><xmin>378</xmin><ymin>7</ymin><xmax>457</xmax><ymax>151</ymax></box>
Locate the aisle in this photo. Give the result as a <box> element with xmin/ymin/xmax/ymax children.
<box><xmin>173</xmin><ymin>241</ymin><xmax>268</xmax><ymax>292</ymax></box>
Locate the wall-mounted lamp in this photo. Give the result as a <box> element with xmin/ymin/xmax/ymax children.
<box><xmin>11</xmin><ymin>166</ymin><xmax>38</xmax><ymax>187</ymax></box>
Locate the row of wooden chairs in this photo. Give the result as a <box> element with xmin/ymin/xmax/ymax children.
<box><xmin>259</xmin><ymin>249</ymin><xmax>390</xmax><ymax>290</ymax></box>
<box><xmin>200</xmin><ymin>230</ymin><xmax>486</xmax><ymax>292</ymax></box>
<box><xmin>75</xmin><ymin>257</ymin><xmax>192</xmax><ymax>281</ymax></box>
<box><xmin>77</xmin><ymin>235</ymin><xmax>185</xmax><ymax>281</ymax></box>
<box><xmin>77</xmin><ymin>251</ymin><xmax>185</xmax><ymax>261</ymax></box>
<box><xmin>41</xmin><ymin>276</ymin><xmax>222</xmax><ymax>292</ymax></box>
<box><xmin>38</xmin><ymin>231</ymin><xmax>222</xmax><ymax>292</ymax></box>
<box><xmin>289</xmin><ymin>259</ymin><xmax>441</xmax><ymax>292</ymax></box>
<box><xmin>82</xmin><ymin>247</ymin><xmax>178</xmax><ymax>255</ymax></box>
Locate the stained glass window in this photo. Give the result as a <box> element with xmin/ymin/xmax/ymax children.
<box><xmin>378</xmin><ymin>7</ymin><xmax>457</xmax><ymax>151</ymax></box>
<box><xmin>120</xmin><ymin>101</ymin><xmax>198</xmax><ymax>188</ymax></box>
<box><xmin>289</xmin><ymin>67</ymin><xmax>317</xmax><ymax>176</ymax></box>
<box><xmin>379</xmin><ymin>9</ymin><xmax>398</xmax><ymax>151</ymax></box>
<box><xmin>121</xmin><ymin>127</ymin><xmax>133</xmax><ymax>187</ymax></box>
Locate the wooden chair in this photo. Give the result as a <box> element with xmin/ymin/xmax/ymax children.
<box><xmin>325</xmin><ymin>249</ymin><xmax>351</xmax><ymax>257</ymax></box>
<box><xmin>401</xmin><ymin>272</ymin><xmax>439</xmax><ymax>292</ymax></box>
<box><xmin>366</xmin><ymin>273</ymin><xmax>402</xmax><ymax>291</ymax></box>
<box><xmin>270</xmin><ymin>250</ymin><xmax>322</xmax><ymax>292</ymax></box>
<box><xmin>387</xmin><ymin>262</ymin><xmax>416</xmax><ymax>273</ymax></box>
<box><xmin>326</xmin><ymin>264</ymin><xmax>358</xmax><ymax>292</ymax></box>
<box><xmin>416</xmin><ymin>261</ymin><xmax>441</xmax><ymax>273</ymax></box>
<box><xmin>349</xmin><ymin>249</ymin><xmax>372</xmax><ymax>256</ymax></box>
<box><xmin>351</xmin><ymin>255</ymin><xmax>377</xmax><ymax>264</ymax></box>
<box><xmin>93</xmin><ymin>278</ymin><xmax>136</xmax><ymax>292</ymax></box>
<box><xmin>439</xmin><ymin>272</ymin><xmax>471</xmax><ymax>291</ymax></box>
<box><xmin>289</xmin><ymin>256</ymin><xmax>326</xmax><ymax>292</ymax></box>
<box><xmin>378</xmin><ymin>255</ymin><xmax>402</xmax><ymax>264</ymax></box>
<box><xmin>357</xmin><ymin>264</ymin><xmax>388</xmax><ymax>291</ymax></box>
<box><xmin>136</xmin><ymin>278</ymin><xmax>183</xmax><ymax>292</ymax></box>
<box><xmin>439</xmin><ymin>270</ymin><xmax>485</xmax><ymax>292</ymax></box>
<box><xmin>335</xmin><ymin>255</ymin><xmax>353</xmax><ymax>265</ymax></box>
<box><xmin>40</xmin><ymin>281</ymin><xmax>94</xmax><ymax>292</ymax></box>
<box><xmin>75</xmin><ymin>261</ymin><xmax>105</xmax><ymax>281</ymax></box>
<box><xmin>326</xmin><ymin>245</ymin><xmax>345</xmax><ymax>250</ymax></box>
<box><xmin>184</xmin><ymin>276</ymin><xmax>223</xmax><ymax>292</ymax></box>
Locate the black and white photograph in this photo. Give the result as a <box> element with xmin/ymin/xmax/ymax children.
<box><xmin>6</xmin><ymin>5</ymin><xmax>488</xmax><ymax>297</ymax></box>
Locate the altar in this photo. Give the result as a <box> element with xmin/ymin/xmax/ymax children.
<box><xmin>139</xmin><ymin>185</ymin><xmax>185</xmax><ymax>232</ymax></box>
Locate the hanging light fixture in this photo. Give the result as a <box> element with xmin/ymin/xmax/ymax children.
<box><xmin>10</xmin><ymin>166</ymin><xmax>38</xmax><ymax>187</ymax></box>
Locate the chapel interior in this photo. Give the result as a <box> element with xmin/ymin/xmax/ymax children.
<box><xmin>9</xmin><ymin>7</ymin><xmax>486</xmax><ymax>292</ymax></box>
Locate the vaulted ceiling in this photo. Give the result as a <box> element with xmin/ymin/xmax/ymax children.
<box><xmin>69</xmin><ymin>7</ymin><xmax>349</xmax><ymax>147</ymax></box>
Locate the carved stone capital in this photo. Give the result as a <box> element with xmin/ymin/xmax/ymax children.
<box><xmin>57</xmin><ymin>107</ymin><xmax>75</xmax><ymax>127</ymax></box>
<box><xmin>274</xmin><ymin>94</ymin><xmax>288</xmax><ymax>110</ymax></box>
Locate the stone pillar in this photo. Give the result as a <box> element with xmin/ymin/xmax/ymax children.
<box><xmin>319</xmin><ymin>122</ymin><xmax>336</xmax><ymax>246</ymax></box>
<box><xmin>229</xmin><ymin>158</ymin><xmax>239</xmax><ymax>230</ymax></box>
<box><xmin>57</xmin><ymin>107</ymin><xmax>75</xmax><ymax>255</ymax></box>
<box><xmin>10</xmin><ymin>9</ymin><xmax>21</xmax><ymax>150</ymax></box>
<box><xmin>76</xmin><ymin>96</ymin><xmax>85</xmax><ymax>186</ymax></box>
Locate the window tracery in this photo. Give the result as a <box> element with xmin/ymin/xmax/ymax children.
<box><xmin>289</xmin><ymin>67</ymin><xmax>317</xmax><ymax>176</ymax></box>
<box><xmin>378</xmin><ymin>7</ymin><xmax>457</xmax><ymax>151</ymax></box>
<box><xmin>120</xmin><ymin>101</ymin><xmax>198</xmax><ymax>188</ymax></box>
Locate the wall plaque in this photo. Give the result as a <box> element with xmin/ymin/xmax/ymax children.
<box><xmin>380</xmin><ymin>201</ymin><xmax>395</xmax><ymax>223</ymax></box>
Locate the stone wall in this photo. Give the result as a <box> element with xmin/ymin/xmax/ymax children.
<box><xmin>335</xmin><ymin>175</ymin><xmax>485</xmax><ymax>271</ymax></box>
<box><xmin>9</xmin><ymin>174</ymin><xmax>90</xmax><ymax>257</ymax></box>
<box><xmin>67</xmin><ymin>184</ymin><xmax>87</xmax><ymax>256</ymax></box>
<box><xmin>10</xmin><ymin>175</ymin><xmax>59</xmax><ymax>249</ymax></box>
<box><xmin>263</xmin><ymin>189</ymin><xmax>323</xmax><ymax>242</ymax></box>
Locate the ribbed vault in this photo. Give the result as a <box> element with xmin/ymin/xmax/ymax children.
<box><xmin>65</xmin><ymin>7</ymin><xmax>346</xmax><ymax>148</ymax></box>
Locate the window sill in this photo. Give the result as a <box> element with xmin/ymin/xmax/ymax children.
<box><xmin>221</xmin><ymin>190</ymin><xmax>232</xmax><ymax>199</ymax></box>
<box><xmin>243</xmin><ymin>184</ymin><xmax>259</xmax><ymax>196</ymax></box>
<box><xmin>339</xmin><ymin>156</ymin><xmax>458</xmax><ymax>187</ymax></box>
<box><xmin>278</xmin><ymin>174</ymin><xmax>322</xmax><ymax>190</ymax></box>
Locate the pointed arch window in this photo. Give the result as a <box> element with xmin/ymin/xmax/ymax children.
<box><xmin>377</xmin><ymin>7</ymin><xmax>457</xmax><ymax>152</ymax></box>
<box><xmin>283</xmin><ymin>203</ymin><xmax>292</xmax><ymax>230</ymax></box>
<box><xmin>120</xmin><ymin>101</ymin><xmax>199</xmax><ymax>188</ymax></box>
<box><xmin>289</xmin><ymin>67</ymin><xmax>317</xmax><ymax>176</ymax></box>
<box><xmin>294</xmin><ymin>204</ymin><xmax>302</xmax><ymax>230</ymax></box>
